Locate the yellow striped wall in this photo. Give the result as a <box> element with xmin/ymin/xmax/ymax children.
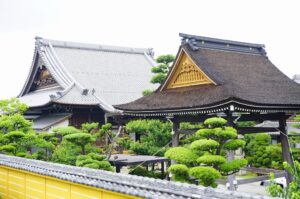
<box><xmin>0</xmin><ymin>166</ymin><xmax>141</xmax><ymax>199</ymax></box>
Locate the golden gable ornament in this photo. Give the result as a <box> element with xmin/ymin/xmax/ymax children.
<box><xmin>165</xmin><ymin>50</ymin><xmax>213</xmax><ymax>89</ymax></box>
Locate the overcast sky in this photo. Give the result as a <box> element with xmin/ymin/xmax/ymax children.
<box><xmin>0</xmin><ymin>0</ymin><xmax>299</xmax><ymax>99</ymax></box>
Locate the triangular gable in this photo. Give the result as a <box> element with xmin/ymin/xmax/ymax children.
<box><xmin>162</xmin><ymin>49</ymin><xmax>214</xmax><ymax>90</ymax></box>
<box><xmin>29</xmin><ymin>65</ymin><xmax>58</xmax><ymax>92</ymax></box>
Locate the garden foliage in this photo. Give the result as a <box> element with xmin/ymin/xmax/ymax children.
<box><xmin>267</xmin><ymin>161</ymin><xmax>300</xmax><ymax>199</ymax></box>
<box><xmin>125</xmin><ymin>119</ymin><xmax>171</xmax><ymax>156</ymax></box>
<box><xmin>0</xmin><ymin>98</ymin><xmax>112</xmax><ymax>172</ymax></box>
<box><xmin>165</xmin><ymin>117</ymin><xmax>247</xmax><ymax>187</ymax></box>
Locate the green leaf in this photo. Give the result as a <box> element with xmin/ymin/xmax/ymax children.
<box><xmin>189</xmin><ymin>166</ymin><xmax>221</xmax><ymax>187</ymax></box>
<box><xmin>219</xmin><ymin>159</ymin><xmax>247</xmax><ymax>175</ymax></box>
<box><xmin>156</xmin><ymin>54</ymin><xmax>175</xmax><ymax>65</ymax></box>
<box><xmin>53</xmin><ymin>126</ymin><xmax>81</xmax><ymax>136</ymax></box>
<box><xmin>168</xmin><ymin>164</ymin><xmax>189</xmax><ymax>182</ymax></box>
<box><xmin>142</xmin><ymin>89</ymin><xmax>153</xmax><ymax>96</ymax></box>
<box><xmin>150</xmin><ymin>73</ymin><xmax>166</xmax><ymax>84</ymax></box>
<box><xmin>190</xmin><ymin>139</ymin><xmax>219</xmax><ymax>151</ymax></box>
<box><xmin>223</xmin><ymin>139</ymin><xmax>245</xmax><ymax>150</ymax></box>
<box><xmin>197</xmin><ymin>155</ymin><xmax>226</xmax><ymax>166</ymax></box>
<box><xmin>204</xmin><ymin>117</ymin><xmax>227</xmax><ymax>127</ymax></box>
<box><xmin>164</xmin><ymin>147</ymin><xmax>198</xmax><ymax>166</ymax></box>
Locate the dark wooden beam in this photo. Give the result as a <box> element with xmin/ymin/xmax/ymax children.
<box><xmin>173</xmin><ymin>114</ymin><xmax>212</xmax><ymax>123</ymax></box>
<box><xmin>238</xmin><ymin>113</ymin><xmax>291</xmax><ymax>122</ymax></box>
<box><xmin>279</xmin><ymin>115</ymin><xmax>293</xmax><ymax>184</ymax></box>
<box><xmin>178</xmin><ymin>127</ymin><xmax>280</xmax><ymax>135</ymax></box>
<box><xmin>237</xmin><ymin>127</ymin><xmax>279</xmax><ymax>134</ymax></box>
<box><xmin>237</xmin><ymin>172</ymin><xmax>286</xmax><ymax>185</ymax></box>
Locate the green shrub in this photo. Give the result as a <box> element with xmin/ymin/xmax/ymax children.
<box><xmin>244</xmin><ymin>133</ymin><xmax>276</xmax><ymax>168</ymax></box>
<box><xmin>190</xmin><ymin>139</ymin><xmax>219</xmax><ymax>151</ymax></box>
<box><xmin>180</xmin><ymin>122</ymin><xmax>203</xmax><ymax>130</ymax></box>
<box><xmin>214</xmin><ymin>127</ymin><xmax>237</xmax><ymax>140</ymax></box>
<box><xmin>166</xmin><ymin>117</ymin><xmax>247</xmax><ymax>187</ymax></box>
<box><xmin>189</xmin><ymin>166</ymin><xmax>221</xmax><ymax>187</ymax></box>
<box><xmin>4</xmin><ymin>131</ymin><xmax>25</xmax><ymax>142</ymax></box>
<box><xmin>75</xmin><ymin>153</ymin><xmax>112</xmax><ymax>171</ymax></box>
<box><xmin>223</xmin><ymin>140</ymin><xmax>245</xmax><ymax>150</ymax></box>
<box><xmin>126</xmin><ymin>119</ymin><xmax>171</xmax><ymax>147</ymax></box>
<box><xmin>197</xmin><ymin>155</ymin><xmax>226</xmax><ymax>166</ymax></box>
<box><xmin>64</xmin><ymin>133</ymin><xmax>94</xmax><ymax>155</ymax></box>
<box><xmin>53</xmin><ymin>126</ymin><xmax>81</xmax><ymax>136</ymax></box>
<box><xmin>51</xmin><ymin>140</ymin><xmax>81</xmax><ymax>165</ymax></box>
<box><xmin>196</xmin><ymin>129</ymin><xmax>215</xmax><ymax>139</ymax></box>
<box><xmin>0</xmin><ymin>144</ymin><xmax>16</xmax><ymax>154</ymax></box>
<box><xmin>16</xmin><ymin>152</ymin><xmax>27</xmax><ymax>157</ymax></box>
<box><xmin>117</xmin><ymin>136</ymin><xmax>132</xmax><ymax>150</ymax></box>
<box><xmin>130</xmin><ymin>142</ymin><xmax>150</xmax><ymax>155</ymax></box>
<box><xmin>97</xmin><ymin>161</ymin><xmax>113</xmax><ymax>171</ymax></box>
<box><xmin>168</xmin><ymin>164</ymin><xmax>189</xmax><ymax>182</ymax></box>
<box><xmin>76</xmin><ymin>157</ymin><xmax>98</xmax><ymax>167</ymax></box>
<box><xmin>267</xmin><ymin>161</ymin><xmax>300</xmax><ymax>198</ymax></box>
<box><xmin>164</xmin><ymin>147</ymin><xmax>198</xmax><ymax>166</ymax></box>
<box><xmin>81</xmin><ymin>122</ymin><xmax>99</xmax><ymax>133</ymax></box>
<box><xmin>204</xmin><ymin>117</ymin><xmax>227</xmax><ymax>127</ymax></box>
<box><xmin>129</xmin><ymin>166</ymin><xmax>151</xmax><ymax>177</ymax></box>
<box><xmin>83</xmin><ymin>163</ymin><xmax>99</xmax><ymax>169</ymax></box>
<box><xmin>87</xmin><ymin>153</ymin><xmax>106</xmax><ymax>161</ymax></box>
<box><xmin>219</xmin><ymin>159</ymin><xmax>248</xmax><ymax>175</ymax></box>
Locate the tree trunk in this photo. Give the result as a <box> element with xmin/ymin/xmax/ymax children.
<box><xmin>81</xmin><ymin>145</ymin><xmax>85</xmax><ymax>155</ymax></box>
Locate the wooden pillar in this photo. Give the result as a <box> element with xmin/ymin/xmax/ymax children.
<box><xmin>116</xmin><ymin>165</ymin><xmax>121</xmax><ymax>173</ymax></box>
<box><xmin>279</xmin><ymin>115</ymin><xmax>293</xmax><ymax>184</ymax></box>
<box><xmin>226</xmin><ymin>111</ymin><xmax>236</xmax><ymax>191</ymax></box>
<box><xmin>166</xmin><ymin>160</ymin><xmax>171</xmax><ymax>181</ymax></box>
<box><xmin>161</xmin><ymin>161</ymin><xmax>165</xmax><ymax>179</ymax></box>
<box><xmin>152</xmin><ymin>163</ymin><xmax>155</xmax><ymax>171</ymax></box>
<box><xmin>172</xmin><ymin>121</ymin><xmax>180</xmax><ymax>147</ymax></box>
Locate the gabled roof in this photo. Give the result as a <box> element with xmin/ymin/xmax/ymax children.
<box><xmin>32</xmin><ymin>113</ymin><xmax>71</xmax><ymax>131</ymax></box>
<box><xmin>19</xmin><ymin>37</ymin><xmax>157</xmax><ymax>113</ymax></box>
<box><xmin>116</xmin><ymin>33</ymin><xmax>300</xmax><ymax>116</ymax></box>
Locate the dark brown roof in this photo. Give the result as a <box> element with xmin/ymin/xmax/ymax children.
<box><xmin>115</xmin><ymin>34</ymin><xmax>300</xmax><ymax>115</ymax></box>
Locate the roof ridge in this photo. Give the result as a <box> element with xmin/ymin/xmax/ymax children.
<box><xmin>35</xmin><ymin>36</ymin><xmax>154</xmax><ymax>55</ymax></box>
<box><xmin>179</xmin><ymin>33</ymin><xmax>266</xmax><ymax>55</ymax></box>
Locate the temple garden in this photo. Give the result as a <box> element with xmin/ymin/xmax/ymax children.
<box><xmin>0</xmin><ymin>98</ymin><xmax>300</xmax><ymax>198</ymax></box>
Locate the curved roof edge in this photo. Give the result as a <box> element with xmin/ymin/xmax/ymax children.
<box><xmin>116</xmin><ymin>97</ymin><xmax>300</xmax><ymax>117</ymax></box>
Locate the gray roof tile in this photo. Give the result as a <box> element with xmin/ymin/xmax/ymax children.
<box><xmin>19</xmin><ymin>37</ymin><xmax>157</xmax><ymax>112</ymax></box>
<box><xmin>0</xmin><ymin>154</ymin><xmax>272</xmax><ymax>199</ymax></box>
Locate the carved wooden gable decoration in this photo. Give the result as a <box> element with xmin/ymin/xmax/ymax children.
<box><xmin>29</xmin><ymin>66</ymin><xmax>58</xmax><ymax>91</ymax></box>
<box><xmin>164</xmin><ymin>50</ymin><xmax>213</xmax><ymax>89</ymax></box>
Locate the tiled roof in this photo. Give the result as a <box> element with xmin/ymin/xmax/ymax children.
<box><xmin>32</xmin><ymin>113</ymin><xmax>71</xmax><ymax>130</ymax></box>
<box><xmin>0</xmin><ymin>154</ymin><xmax>271</xmax><ymax>199</ymax></box>
<box><xmin>116</xmin><ymin>33</ymin><xmax>300</xmax><ymax>116</ymax></box>
<box><xmin>255</xmin><ymin>121</ymin><xmax>300</xmax><ymax>135</ymax></box>
<box><xmin>19</xmin><ymin>37</ymin><xmax>157</xmax><ymax>112</ymax></box>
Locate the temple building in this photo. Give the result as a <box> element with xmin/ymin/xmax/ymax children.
<box><xmin>115</xmin><ymin>33</ymin><xmax>300</xmax><ymax>186</ymax></box>
<box><xmin>116</xmin><ymin>33</ymin><xmax>300</xmax><ymax>116</ymax></box>
<box><xmin>19</xmin><ymin>37</ymin><xmax>156</xmax><ymax>131</ymax></box>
